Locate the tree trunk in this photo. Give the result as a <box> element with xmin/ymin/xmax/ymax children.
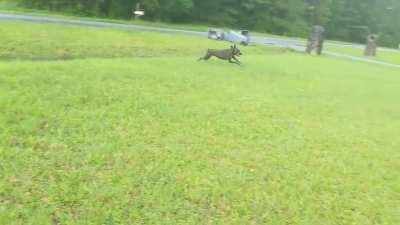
<box><xmin>364</xmin><ymin>34</ymin><xmax>378</xmax><ymax>57</ymax></box>
<box><xmin>306</xmin><ymin>25</ymin><xmax>325</xmax><ymax>55</ymax></box>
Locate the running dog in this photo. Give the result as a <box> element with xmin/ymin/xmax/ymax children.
<box><xmin>198</xmin><ymin>45</ymin><xmax>242</xmax><ymax>65</ymax></box>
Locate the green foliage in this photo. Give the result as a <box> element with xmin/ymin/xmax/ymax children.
<box><xmin>1</xmin><ymin>21</ymin><xmax>400</xmax><ymax>225</ymax></box>
<box><xmin>326</xmin><ymin>0</ymin><xmax>400</xmax><ymax>46</ymax></box>
<box><xmin>11</xmin><ymin>0</ymin><xmax>400</xmax><ymax>47</ymax></box>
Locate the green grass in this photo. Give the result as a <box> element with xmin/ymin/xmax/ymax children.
<box><xmin>1</xmin><ymin>21</ymin><xmax>399</xmax><ymax>225</ymax></box>
<box><xmin>326</xmin><ymin>44</ymin><xmax>400</xmax><ymax>65</ymax></box>
<box><xmin>0</xmin><ymin>22</ymin><xmax>277</xmax><ymax>61</ymax></box>
<box><xmin>2</xmin><ymin>1</ymin><xmax>400</xmax><ymax>66</ymax></box>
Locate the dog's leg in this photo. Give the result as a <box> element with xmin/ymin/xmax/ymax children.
<box><xmin>229</xmin><ymin>58</ymin><xmax>240</xmax><ymax>65</ymax></box>
<box><xmin>232</xmin><ymin>56</ymin><xmax>241</xmax><ymax>65</ymax></box>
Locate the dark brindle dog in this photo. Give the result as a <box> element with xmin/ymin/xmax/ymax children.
<box><xmin>198</xmin><ymin>45</ymin><xmax>242</xmax><ymax>65</ymax></box>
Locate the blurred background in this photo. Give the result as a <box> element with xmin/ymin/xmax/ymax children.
<box><xmin>1</xmin><ymin>0</ymin><xmax>399</xmax><ymax>48</ymax></box>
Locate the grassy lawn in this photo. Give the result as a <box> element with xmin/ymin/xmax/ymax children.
<box><xmin>1</xmin><ymin>21</ymin><xmax>400</xmax><ymax>225</ymax></box>
<box><xmin>326</xmin><ymin>44</ymin><xmax>400</xmax><ymax>65</ymax></box>
<box><xmin>2</xmin><ymin>1</ymin><xmax>400</xmax><ymax>66</ymax></box>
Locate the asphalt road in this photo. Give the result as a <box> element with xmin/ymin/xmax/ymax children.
<box><xmin>1</xmin><ymin>12</ymin><xmax>399</xmax><ymax>69</ymax></box>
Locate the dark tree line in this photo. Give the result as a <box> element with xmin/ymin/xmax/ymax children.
<box><xmin>16</xmin><ymin>0</ymin><xmax>400</xmax><ymax>47</ymax></box>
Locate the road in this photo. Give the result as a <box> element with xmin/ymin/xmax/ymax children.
<box><xmin>1</xmin><ymin>12</ymin><xmax>399</xmax><ymax>69</ymax></box>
